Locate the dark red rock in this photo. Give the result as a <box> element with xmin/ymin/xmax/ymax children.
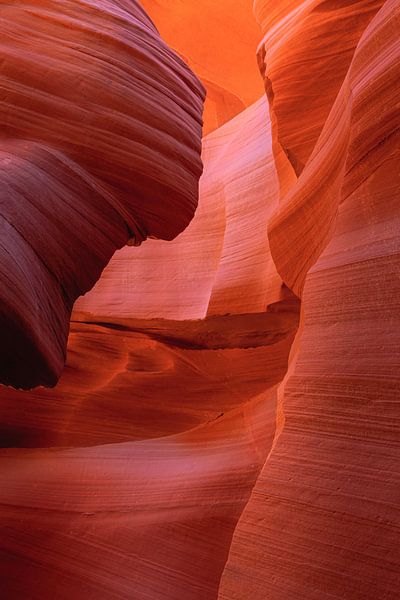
<box><xmin>0</xmin><ymin>0</ymin><xmax>204</xmax><ymax>388</ymax></box>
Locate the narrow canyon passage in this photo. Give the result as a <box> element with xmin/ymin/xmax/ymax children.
<box><xmin>0</xmin><ymin>1</ymin><xmax>399</xmax><ymax>599</ymax></box>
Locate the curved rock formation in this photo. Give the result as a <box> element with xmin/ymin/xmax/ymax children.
<box><xmin>0</xmin><ymin>298</ymin><xmax>299</xmax><ymax>447</ymax></box>
<box><xmin>255</xmin><ymin>0</ymin><xmax>384</xmax><ymax>175</ymax></box>
<box><xmin>76</xmin><ymin>97</ymin><xmax>286</xmax><ymax>320</ymax></box>
<box><xmin>219</xmin><ymin>1</ymin><xmax>400</xmax><ymax>598</ymax></box>
<box><xmin>1</xmin><ymin>0</ymin><xmax>400</xmax><ymax>598</ymax></box>
<box><xmin>0</xmin><ymin>26</ymin><xmax>301</xmax><ymax>594</ymax></box>
<box><xmin>0</xmin><ymin>92</ymin><xmax>300</xmax><ymax>447</ymax></box>
<box><xmin>267</xmin><ymin>0</ymin><xmax>397</xmax><ymax>295</ymax></box>
<box><xmin>0</xmin><ymin>390</ymin><xmax>277</xmax><ymax>600</ymax></box>
<box><xmin>0</xmin><ymin>0</ymin><xmax>204</xmax><ymax>389</ymax></box>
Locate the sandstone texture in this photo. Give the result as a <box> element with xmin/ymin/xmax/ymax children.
<box><xmin>0</xmin><ymin>0</ymin><xmax>204</xmax><ymax>388</ymax></box>
<box><xmin>0</xmin><ymin>0</ymin><xmax>399</xmax><ymax>598</ymax></box>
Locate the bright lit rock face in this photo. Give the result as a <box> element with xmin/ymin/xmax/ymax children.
<box><xmin>140</xmin><ymin>0</ymin><xmax>264</xmax><ymax>134</ymax></box>
<box><xmin>75</xmin><ymin>97</ymin><xmax>287</xmax><ymax>320</ymax></box>
<box><xmin>1</xmin><ymin>0</ymin><xmax>400</xmax><ymax>599</ymax></box>
<box><xmin>0</xmin><ymin>0</ymin><xmax>204</xmax><ymax>389</ymax></box>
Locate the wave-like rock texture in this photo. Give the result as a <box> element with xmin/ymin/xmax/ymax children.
<box><xmin>0</xmin><ymin>47</ymin><xmax>304</xmax><ymax>599</ymax></box>
<box><xmin>255</xmin><ymin>0</ymin><xmax>385</xmax><ymax>176</ymax></box>
<box><xmin>0</xmin><ymin>298</ymin><xmax>299</xmax><ymax>447</ymax></box>
<box><xmin>0</xmin><ymin>0</ymin><xmax>204</xmax><ymax>389</ymax></box>
<box><xmin>140</xmin><ymin>0</ymin><xmax>264</xmax><ymax>134</ymax></box>
<box><xmin>0</xmin><ymin>390</ymin><xmax>279</xmax><ymax>600</ymax></box>
<box><xmin>219</xmin><ymin>1</ymin><xmax>400</xmax><ymax>598</ymax></box>
<box><xmin>0</xmin><ymin>58</ymin><xmax>301</xmax><ymax>596</ymax></box>
<box><xmin>76</xmin><ymin>97</ymin><xmax>288</xmax><ymax>320</ymax></box>
<box><xmin>1</xmin><ymin>0</ymin><xmax>400</xmax><ymax>598</ymax></box>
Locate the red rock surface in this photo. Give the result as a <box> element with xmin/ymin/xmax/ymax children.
<box><xmin>0</xmin><ymin>35</ymin><xmax>300</xmax><ymax>595</ymax></box>
<box><xmin>219</xmin><ymin>1</ymin><xmax>400</xmax><ymax>598</ymax></box>
<box><xmin>1</xmin><ymin>0</ymin><xmax>400</xmax><ymax>598</ymax></box>
<box><xmin>0</xmin><ymin>0</ymin><xmax>204</xmax><ymax>389</ymax></box>
<box><xmin>255</xmin><ymin>0</ymin><xmax>385</xmax><ymax>175</ymax></box>
<box><xmin>0</xmin><ymin>390</ymin><xmax>277</xmax><ymax>600</ymax></box>
<box><xmin>0</xmin><ymin>299</ymin><xmax>299</xmax><ymax>447</ymax></box>
<box><xmin>75</xmin><ymin>97</ymin><xmax>287</xmax><ymax>320</ymax></box>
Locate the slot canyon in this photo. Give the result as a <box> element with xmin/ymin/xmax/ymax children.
<box><xmin>0</xmin><ymin>1</ymin><xmax>399</xmax><ymax>598</ymax></box>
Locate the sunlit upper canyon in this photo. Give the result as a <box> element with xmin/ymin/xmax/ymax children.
<box><xmin>0</xmin><ymin>1</ymin><xmax>399</xmax><ymax>599</ymax></box>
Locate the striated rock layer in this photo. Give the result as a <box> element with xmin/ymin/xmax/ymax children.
<box><xmin>1</xmin><ymin>0</ymin><xmax>400</xmax><ymax>598</ymax></box>
<box><xmin>219</xmin><ymin>1</ymin><xmax>400</xmax><ymax>598</ymax></box>
<box><xmin>0</xmin><ymin>391</ymin><xmax>277</xmax><ymax>600</ymax></box>
<box><xmin>76</xmin><ymin>97</ymin><xmax>287</xmax><ymax>320</ymax></box>
<box><xmin>254</xmin><ymin>0</ymin><xmax>385</xmax><ymax>175</ymax></box>
<box><xmin>0</xmin><ymin>0</ymin><xmax>204</xmax><ymax>389</ymax></box>
<box><xmin>0</xmin><ymin>60</ymin><xmax>300</xmax><ymax>597</ymax></box>
<box><xmin>0</xmin><ymin>298</ymin><xmax>299</xmax><ymax>447</ymax></box>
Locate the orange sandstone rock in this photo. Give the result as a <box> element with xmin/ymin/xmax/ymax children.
<box><xmin>0</xmin><ymin>298</ymin><xmax>299</xmax><ymax>447</ymax></box>
<box><xmin>1</xmin><ymin>0</ymin><xmax>400</xmax><ymax>598</ymax></box>
<box><xmin>76</xmin><ymin>97</ymin><xmax>286</xmax><ymax>320</ymax></box>
<box><xmin>219</xmin><ymin>2</ymin><xmax>400</xmax><ymax>598</ymax></box>
<box><xmin>140</xmin><ymin>0</ymin><xmax>264</xmax><ymax>133</ymax></box>
<box><xmin>255</xmin><ymin>0</ymin><xmax>384</xmax><ymax>175</ymax></box>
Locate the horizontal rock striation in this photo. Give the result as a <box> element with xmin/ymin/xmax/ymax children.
<box><xmin>0</xmin><ymin>297</ymin><xmax>299</xmax><ymax>447</ymax></box>
<box><xmin>0</xmin><ymin>51</ymin><xmax>300</xmax><ymax>596</ymax></box>
<box><xmin>76</xmin><ymin>97</ymin><xmax>287</xmax><ymax>320</ymax></box>
<box><xmin>0</xmin><ymin>391</ymin><xmax>278</xmax><ymax>600</ymax></box>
